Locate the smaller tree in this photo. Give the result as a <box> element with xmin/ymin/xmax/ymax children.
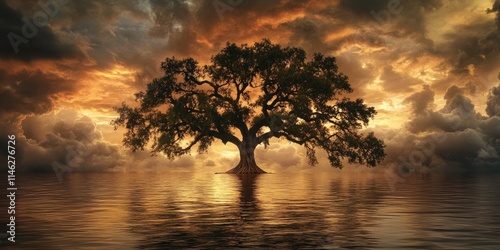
<box><xmin>113</xmin><ymin>39</ymin><xmax>385</xmax><ymax>174</ymax></box>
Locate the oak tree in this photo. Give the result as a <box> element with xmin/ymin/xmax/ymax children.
<box><xmin>113</xmin><ymin>39</ymin><xmax>385</xmax><ymax>174</ymax></box>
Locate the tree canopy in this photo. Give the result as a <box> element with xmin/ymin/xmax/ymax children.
<box><xmin>113</xmin><ymin>39</ymin><xmax>385</xmax><ymax>174</ymax></box>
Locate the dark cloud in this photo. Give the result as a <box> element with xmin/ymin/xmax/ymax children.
<box><xmin>486</xmin><ymin>82</ymin><xmax>500</xmax><ymax>117</ymax></box>
<box><xmin>0</xmin><ymin>108</ymin><xmax>201</xmax><ymax>173</ymax></box>
<box><xmin>17</xmin><ymin>110</ymin><xmax>124</xmax><ymax>172</ymax></box>
<box><xmin>405</xmin><ymin>84</ymin><xmax>483</xmax><ymax>134</ymax></box>
<box><xmin>337</xmin><ymin>0</ymin><xmax>441</xmax><ymax>44</ymax></box>
<box><xmin>439</xmin><ymin>23</ymin><xmax>499</xmax><ymax>75</ymax></box>
<box><xmin>404</xmin><ymin>85</ymin><xmax>435</xmax><ymax>115</ymax></box>
<box><xmin>443</xmin><ymin>83</ymin><xmax>476</xmax><ymax>100</ymax></box>
<box><xmin>435</xmin><ymin>1</ymin><xmax>500</xmax><ymax>75</ymax></box>
<box><xmin>0</xmin><ymin>0</ymin><xmax>83</xmax><ymax>61</ymax></box>
<box><xmin>4</xmin><ymin>0</ymin><xmax>166</xmax><ymax>77</ymax></box>
<box><xmin>392</xmin><ymin>0</ymin><xmax>442</xmax><ymax>43</ymax></box>
<box><xmin>279</xmin><ymin>17</ymin><xmax>331</xmax><ymax>54</ymax></box>
<box><xmin>338</xmin><ymin>0</ymin><xmax>391</xmax><ymax>16</ymax></box>
<box><xmin>337</xmin><ymin>0</ymin><xmax>496</xmax><ymax>81</ymax></box>
<box><xmin>0</xmin><ymin>69</ymin><xmax>77</xmax><ymax>115</ymax></box>
<box><xmin>433</xmin><ymin>128</ymin><xmax>491</xmax><ymax>167</ymax></box>
<box><xmin>148</xmin><ymin>0</ymin><xmax>191</xmax><ymax>38</ymax></box>
<box><xmin>58</xmin><ymin>0</ymin><xmax>164</xmax><ymax>70</ymax></box>
<box><xmin>1</xmin><ymin>0</ymin><xmax>500</xmax><ymax>173</ymax></box>
<box><xmin>195</xmin><ymin>0</ymin><xmax>281</xmax><ymax>36</ymax></box>
<box><xmin>143</xmin><ymin>0</ymin><xmax>212</xmax><ymax>59</ymax></box>
<box><xmin>480</xmin><ymin>116</ymin><xmax>500</xmax><ymax>139</ymax></box>
<box><xmin>383</xmin><ymin>83</ymin><xmax>500</xmax><ymax>170</ymax></box>
<box><xmin>487</xmin><ymin>0</ymin><xmax>500</xmax><ymax>30</ymax></box>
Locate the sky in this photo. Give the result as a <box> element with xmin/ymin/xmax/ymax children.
<box><xmin>1</xmin><ymin>0</ymin><xmax>500</xmax><ymax>173</ymax></box>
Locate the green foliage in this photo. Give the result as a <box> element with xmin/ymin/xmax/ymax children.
<box><xmin>113</xmin><ymin>39</ymin><xmax>386</xmax><ymax>168</ymax></box>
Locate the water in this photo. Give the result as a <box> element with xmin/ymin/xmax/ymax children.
<box><xmin>2</xmin><ymin>170</ymin><xmax>500</xmax><ymax>249</ymax></box>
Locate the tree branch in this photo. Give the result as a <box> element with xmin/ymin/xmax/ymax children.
<box><xmin>207</xmin><ymin>130</ymin><xmax>241</xmax><ymax>146</ymax></box>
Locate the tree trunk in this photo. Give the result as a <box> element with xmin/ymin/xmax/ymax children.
<box><xmin>226</xmin><ymin>138</ymin><xmax>267</xmax><ymax>174</ymax></box>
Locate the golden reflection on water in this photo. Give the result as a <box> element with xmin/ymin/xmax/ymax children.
<box><xmin>9</xmin><ymin>171</ymin><xmax>500</xmax><ymax>249</ymax></box>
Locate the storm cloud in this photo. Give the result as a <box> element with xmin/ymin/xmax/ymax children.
<box><xmin>1</xmin><ymin>0</ymin><xmax>499</xmax><ymax>172</ymax></box>
<box><xmin>383</xmin><ymin>81</ymin><xmax>500</xmax><ymax>171</ymax></box>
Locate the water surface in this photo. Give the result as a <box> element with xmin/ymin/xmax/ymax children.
<box><xmin>3</xmin><ymin>171</ymin><xmax>500</xmax><ymax>249</ymax></box>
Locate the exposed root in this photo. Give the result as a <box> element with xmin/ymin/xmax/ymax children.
<box><xmin>225</xmin><ymin>162</ymin><xmax>267</xmax><ymax>174</ymax></box>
